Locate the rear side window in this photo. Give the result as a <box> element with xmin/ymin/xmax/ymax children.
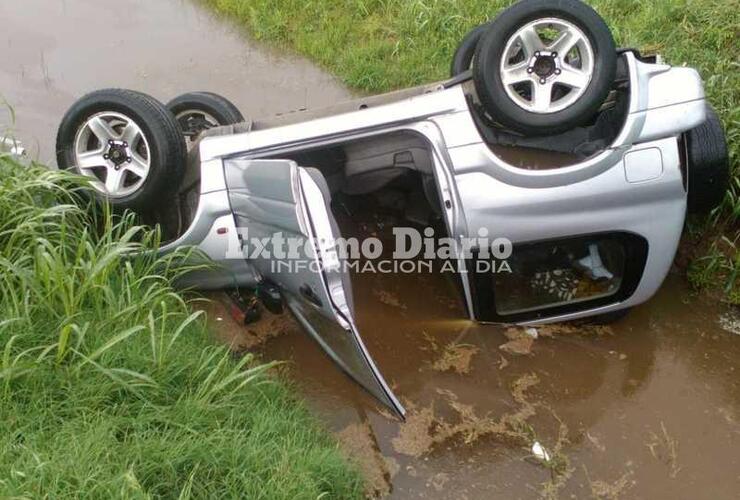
<box><xmin>471</xmin><ymin>233</ymin><xmax>648</xmax><ymax>323</ymax></box>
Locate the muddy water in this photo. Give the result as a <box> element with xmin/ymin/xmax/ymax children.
<box><xmin>0</xmin><ymin>0</ymin><xmax>351</xmax><ymax>163</ymax></box>
<box><xmin>213</xmin><ymin>202</ymin><xmax>740</xmax><ymax>498</ymax></box>
<box><xmin>246</xmin><ymin>268</ymin><xmax>740</xmax><ymax>499</ymax></box>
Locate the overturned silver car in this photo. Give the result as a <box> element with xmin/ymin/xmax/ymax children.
<box><xmin>56</xmin><ymin>0</ymin><xmax>729</xmax><ymax>417</ymax></box>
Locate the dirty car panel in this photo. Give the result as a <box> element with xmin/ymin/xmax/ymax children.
<box><xmin>149</xmin><ymin>49</ymin><xmax>714</xmax><ymax>415</ymax></box>
<box><xmin>196</xmin><ymin>54</ymin><xmax>703</xmax><ymax>316</ymax></box>
<box><xmin>223</xmin><ymin>158</ymin><xmax>406</xmax><ymax>417</ymax></box>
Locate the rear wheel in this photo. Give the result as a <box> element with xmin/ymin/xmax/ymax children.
<box><xmin>685</xmin><ymin>106</ymin><xmax>730</xmax><ymax>214</ymax></box>
<box><xmin>473</xmin><ymin>0</ymin><xmax>616</xmax><ymax>135</ymax></box>
<box><xmin>166</xmin><ymin>92</ymin><xmax>244</xmax><ymax>145</ymax></box>
<box><xmin>450</xmin><ymin>23</ymin><xmax>488</xmax><ymax>77</ymax></box>
<box><xmin>56</xmin><ymin>89</ymin><xmax>186</xmax><ymax>211</ymax></box>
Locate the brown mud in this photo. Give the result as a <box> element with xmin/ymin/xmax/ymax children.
<box><xmin>254</xmin><ymin>270</ymin><xmax>740</xmax><ymax>499</ymax></box>
<box><xmin>206</xmin><ymin>196</ymin><xmax>740</xmax><ymax>498</ymax></box>
<box><xmin>199</xmin><ymin>293</ymin><xmax>294</xmax><ymax>351</ymax></box>
<box><xmin>390</xmin><ymin>374</ymin><xmax>540</xmax><ymax>459</ymax></box>
<box><xmin>373</xmin><ymin>289</ymin><xmax>408</xmax><ymax>310</ymax></box>
<box><xmin>430</xmin><ymin>342</ymin><xmax>480</xmax><ymax>374</ymax></box>
<box><xmin>337</xmin><ymin>421</ymin><xmax>399</xmax><ymax>498</ymax></box>
<box><xmin>587</xmin><ymin>470</ymin><xmax>635</xmax><ymax>500</ymax></box>
<box><xmin>500</xmin><ymin>335</ymin><xmax>535</xmax><ymax>356</ymax></box>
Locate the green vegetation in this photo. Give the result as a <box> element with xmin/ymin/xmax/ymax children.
<box><xmin>0</xmin><ymin>157</ymin><xmax>363</xmax><ymax>499</ymax></box>
<box><xmin>204</xmin><ymin>0</ymin><xmax>739</xmax><ymax>300</ymax></box>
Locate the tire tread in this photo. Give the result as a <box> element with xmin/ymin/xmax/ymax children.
<box><xmin>55</xmin><ymin>88</ymin><xmax>186</xmax><ymax>211</ymax></box>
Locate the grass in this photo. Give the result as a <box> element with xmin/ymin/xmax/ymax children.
<box><xmin>203</xmin><ymin>0</ymin><xmax>739</xmax><ymax>300</ymax></box>
<box><xmin>0</xmin><ymin>156</ymin><xmax>363</xmax><ymax>499</ymax></box>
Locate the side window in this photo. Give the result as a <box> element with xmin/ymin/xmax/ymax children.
<box><xmin>471</xmin><ymin>233</ymin><xmax>648</xmax><ymax>323</ymax></box>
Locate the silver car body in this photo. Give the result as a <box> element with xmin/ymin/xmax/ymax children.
<box><xmin>161</xmin><ymin>52</ymin><xmax>706</xmax><ymax>417</ymax></box>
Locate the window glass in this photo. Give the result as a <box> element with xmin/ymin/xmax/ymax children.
<box><xmin>494</xmin><ymin>238</ymin><xmax>626</xmax><ymax>316</ymax></box>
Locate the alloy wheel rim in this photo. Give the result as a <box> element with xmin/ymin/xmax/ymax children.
<box><xmin>73</xmin><ymin>111</ymin><xmax>151</xmax><ymax>198</ymax></box>
<box><xmin>499</xmin><ymin>18</ymin><xmax>595</xmax><ymax>114</ymax></box>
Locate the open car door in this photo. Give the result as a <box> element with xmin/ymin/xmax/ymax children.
<box><xmin>224</xmin><ymin>159</ymin><xmax>405</xmax><ymax>418</ymax></box>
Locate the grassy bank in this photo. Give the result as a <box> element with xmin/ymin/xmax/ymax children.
<box><xmin>0</xmin><ymin>156</ymin><xmax>363</xmax><ymax>499</ymax></box>
<box><xmin>204</xmin><ymin>0</ymin><xmax>739</xmax><ymax>301</ymax></box>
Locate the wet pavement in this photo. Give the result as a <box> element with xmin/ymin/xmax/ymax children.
<box><xmin>0</xmin><ymin>0</ymin><xmax>351</xmax><ymax>163</ymax></box>
<box><xmin>4</xmin><ymin>1</ymin><xmax>740</xmax><ymax>498</ymax></box>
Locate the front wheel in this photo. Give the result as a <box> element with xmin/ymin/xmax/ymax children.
<box><xmin>56</xmin><ymin>89</ymin><xmax>186</xmax><ymax>211</ymax></box>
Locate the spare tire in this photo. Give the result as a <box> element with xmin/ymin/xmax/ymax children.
<box><xmin>450</xmin><ymin>23</ymin><xmax>488</xmax><ymax>77</ymax></box>
<box><xmin>56</xmin><ymin>89</ymin><xmax>186</xmax><ymax>211</ymax></box>
<box><xmin>685</xmin><ymin>105</ymin><xmax>730</xmax><ymax>214</ymax></box>
<box><xmin>473</xmin><ymin>0</ymin><xmax>616</xmax><ymax>135</ymax></box>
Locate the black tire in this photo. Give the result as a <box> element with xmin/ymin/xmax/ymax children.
<box><xmin>166</xmin><ymin>92</ymin><xmax>244</xmax><ymax>141</ymax></box>
<box><xmin>473</xmin><ymin>0</ymin><xmax>617</xmax><ymax>135</ymax></box>
<box><xmin>450</xmin><ymin>23</ymin><xmax>488</xmax><ymax>77</ymax></box>
<box><xmin>56</xmin><ymin>89</ymin><xmax>186</xmax><ymax>211</ymax></box>
<box><xmin>685</xmin><ymin>106</ymin><xmax>730</xmax><ymax>214</ymax></box>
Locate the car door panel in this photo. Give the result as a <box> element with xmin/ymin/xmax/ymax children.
<box><xmin>224</xmin><ymin>159</ymin><xmax>405</xmax><ymax>418</ymax></box>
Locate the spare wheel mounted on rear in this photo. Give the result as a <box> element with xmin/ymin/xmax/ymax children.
<box><xmin>473</xmin><ymin>0</ymin><xmax>617</xmax><ymax>136</ymax></box>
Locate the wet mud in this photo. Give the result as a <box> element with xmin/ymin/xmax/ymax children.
<box><xmin>719</xmin><ymin>310</ymin><xmax>740</xmax><ymax>336</ymax></box>
<box><xmin>430</xmin><ymin>342</ymin><xmax>480</xmax><ymax>374</ymax></box>
<box><xmin>207</xmin><ymin>196</ymin><xmax>740</xmax><ymax>498</ymax></box>
<box><xmin>199</xmin><ymin>292</ymin><xmax>296</xmax><ymax>351</ymax></box>
<box><xmin>373</xmin><ymin>289</ymin><xmax>408</xmax><ymax>310</ymax></box>
<box><xmin>587</xmin><ymin>470</ymin><xmax>635</xmax><ymax>500</ymax></box>
<box><xmin>391</xmin><ymin>374</ymin><xmax>540</xmax><ymax>458</ymax></box>
<box><xmin>500</xmin><ymin>329</ymin><xmax>536</xmax><ymax>356</ymax></box>
<box><xmin>254</xmin><ymin>271</ymin><xmax>740</xmax><ymax>499</ymax></box>
<box><xmin>337</xmin><ymin>421</ymin><xmax>399</xmax><ymax>498</ymax></box>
